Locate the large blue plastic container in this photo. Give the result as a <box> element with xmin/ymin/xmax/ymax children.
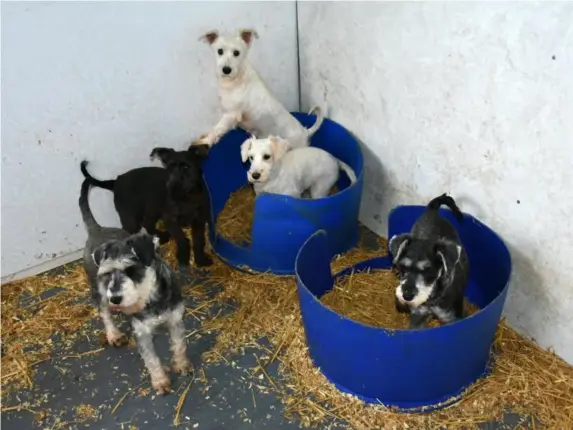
<box><xmin>202</xmin><ymin>112</ymin><xmax>364</xmax><ymax>275</ymax></box>
<box><xmin>295</xmin><ymin>206</ymin><xmax>512</xmax><ymax>411</ymax></box>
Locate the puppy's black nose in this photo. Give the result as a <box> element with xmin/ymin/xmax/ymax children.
<box><xmin>222</xmin><ymin>66</ymin><xmax>232</xmax><ymax>75</ymax></box>
<box><xmin>402</xmin><ymin>292</ymin><xmax>415</xmax><ymax>302</ymax></box>
<box><xmin>251</xmin><ymin>172</ymin><xmax>261</xmax><ymax>180</ymax></box>
<box><xmin>110</xmin><ymin>296</ymin><xmax>123</xmax><ymax>305</ymax></box>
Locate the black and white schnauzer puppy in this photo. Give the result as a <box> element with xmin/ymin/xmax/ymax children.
<box><xmin>388</xmin><ymin>193</ymin><xmax>470</xmax><ymax>329</ymax></box>
<box><xmin>80</xmin><ymin>179</ymin><xmax>191</xmax><ymax>393</ymax></box>
<box><xmin>80</xmin><ymin>144</ymin><xmax>213</xmax><ymax>280</ymax></box>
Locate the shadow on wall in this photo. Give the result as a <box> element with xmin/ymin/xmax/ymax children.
<box><xmin>349</xmin><ymin>132</ymin><xmax>386</xmax><ymax>232</ymax></box>
<box><xmin>504</xmin><ymin>244</ymin><xmax>553</xmax><ymax>345</ymax></box>
<box><xmin>350</xmin><ymin>131</ymin><xmax>424</xmax><ymax>236</ymax></box>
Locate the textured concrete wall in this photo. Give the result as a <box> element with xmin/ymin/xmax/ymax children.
<box><xmin>1</xmin><ymin>1</ymin><xmax>298</xmax><ymax>280</ymax></box>
<box><xmin>298</xmin><ymin>2</ymin><xmax>573</xmax><ymax>363</ymax></box>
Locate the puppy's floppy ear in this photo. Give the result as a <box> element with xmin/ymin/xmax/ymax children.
<box><xmin>238</xmin><ymin>28</ymin><xmax>259</xmax><ymax>46</ymax></box>
<box><xmin>389</xmin><ymin>234</ymin><xmax>411</xmax><ymax>264</ymax></box>
<box><xmin>91</xmin><ymin>244</ymin><xmax>107</xmax><ymax>267</ymax></box>
<box><xmin>240</xmin><ymin>139</ymin><xmax>252</xmax><ymax>163</ymax></box>
<box><xmin>150</xmin><ymin>147</ymin><xmax>175</xmax><ymax>167</ymax></box>
<box><xmin>127</xmin><ymin>233</ymin><xmax>156</xmax><ymax>267</ymax></box>
<box><xmin>188</xmin><ymin>144</ymin><xmax>210</xmax><ymax>160</ymax></box>
<box><xmin>199</xmin><ymin>30</ymin><xmax>219</xmax><ymax>45</ymax></box>
<box><xmin>434</xmin><ymin>240</ymin><xmax>462</xmax><ymax>277</ymax></box>
<box><xmin>138</xmin><ymin>228</ymin><xmax>160</xmax><ymax>249</ymax></box>
<box><xmin>269</xmin><ymin>136</ymin><xmax>290</xmax><ymax>161</ymax></box>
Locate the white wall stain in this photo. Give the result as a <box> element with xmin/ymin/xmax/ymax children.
<box><xmin>1</xmin><ymin>1</ymin><xmax>298</xmax><ymax>278</ymax></box>
<box><xmin>298</xmin><ymin>2</ymin><xmax>573</xmax><ymax>364</ymax></box>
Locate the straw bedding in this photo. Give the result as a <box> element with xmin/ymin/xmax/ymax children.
<box><xmin>206</xmin><ymin>188</ymin><xmax>573</xmax><ymax>428</ymax></box>
<box><xmin>216</xmin><ymin>185</ymin><xmax>256</xmax><ymax>246</ymax></box>
<box><xmin>322</xmin><ymin>270</ymin><xmax>480</xmax><ymax>329</ymax></box>
<box><xmin>1</xmin><ymin>265</ymin><xmax>96</xmax><ymax>395</ymax></box>
<box><xmin>216</xmin><ymin>184</ymin><xmax>340</xmax><ymax>246</ymax></box>
<box><xmin>2</xmin><ymin>187</ymin><xmax>573</xmax><ymax>429</ymax></box>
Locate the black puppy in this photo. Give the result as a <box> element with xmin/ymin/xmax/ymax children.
<box><xmin>81</xmin><ymin>145</ymin><xmax>213</xmax><ymax>279</ymax></box>
<box><xmin>388</xmin><ymin>194</ymin><xmax>469</xmax><ymax>329</ymax></box>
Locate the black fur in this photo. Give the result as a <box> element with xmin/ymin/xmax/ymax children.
<box><xmin>427</xmin><ymin>193</ymin><xmax>464</xmax><ymax>222</ymax></box>
<box><xmin>80</xmin><ymin>145</ymin><xmax>213</xmax><ymax>278</ymax></box>
<box><xmin>389</xmin><ymin>193</ymin><xmax>469</xmax><ymax>329</ymax></box>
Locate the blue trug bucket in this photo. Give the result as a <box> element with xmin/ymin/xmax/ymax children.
<box><xmin>295</xmin><ymin>206</ymin><xmax>512</xmax><ymax>411</ymax></box>
<box><xmin>202</xmin><ymin>112</ymin><xmax>364</xmax><ymax>275</ymax></box>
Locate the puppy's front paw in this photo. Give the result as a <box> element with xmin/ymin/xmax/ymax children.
<box><xmin>151</xmin><ymin>374</ymin><xmax>171</xmax><ymax>395</ymax></box>
<box><xmin>191</xmin><ymin>133</ymin><xmax>213</xmax><ymax>147</ymax></box>
<box><xmin>106</xmin><ymin>331</ymin><xmax>129</xmax><ymax>348</ymax></box>
<box><xmin>195</xmin><ymin>254</ymin><xmax>213</xmax><ymax>268</ymax></box>
<box><xmin>172</xmin><ymin>357</ymin><xmax>193</xmax><ymax>376</ymax></box>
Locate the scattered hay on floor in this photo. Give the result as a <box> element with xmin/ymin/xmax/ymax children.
<box><xmin>3</xmin><ymin>194</ymin><xmax>573</xmax><ymax>429</ymax></box>
<box><xmin>1</xmin><ymin>264</ymin><xmax>97</xmax><ymax>394</ymax></box>
<box><xmin>216</xmin><ymin>185</ymin><xmax>256</xmax><ymax>246</ymax></box>
<box><xmin>194</xmin><ymin>224</ymin><xmax>573</xmax><ymax>428</ymax></box>
<box><xmin>74</xmin><ymin>404</ymin><xmax>99</xmax><ymax>421</ymax></box>
<box><xmin>322</xmin><ymin>270</ymin><xmax>479</xmax><ymax>329</ymax></box>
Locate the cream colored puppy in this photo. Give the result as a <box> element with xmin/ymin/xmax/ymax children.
<box><xmin>241</xmin><ymin>136</ymin><xmax>357</xmax><ymax>199</ymax></box>
<box><xmin>194</xmin><ymin>28</ymin><xmax>324</xmax><ymax>148</ymax></box>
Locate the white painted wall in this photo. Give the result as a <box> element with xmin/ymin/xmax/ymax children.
<box><xmin>298</xmin><ymin>2</ymin><xmax>573</xmax><ymax>364</ymax></box>
<box><xmin>1</xmin><ymin>1</ymin><xmax>298</xmax><ymax>281</ymax></box>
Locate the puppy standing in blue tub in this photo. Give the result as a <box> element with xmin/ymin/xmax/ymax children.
<box><xmin>388</xmin><ymin>194</ymin><xmax>469</xmax><ymax>329</ymax></box>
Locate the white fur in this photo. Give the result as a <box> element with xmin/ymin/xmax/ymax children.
<box><xmin>437</xmin><ymin>245</ymin><xmax>462</xmax><ymax>276</ymax></box>
<box><xmin>97</xmin><ymin>258</ymin><xmax>133</xmax><ymax>274</ymax></box>
<box><xmin>194</xmin><ymin>28</ymin><xmax>324</xmax><ymax>149</ymax></box>
<box><xmin>98</xmin><ymin>264</ymin><xmax>157</xmax><ymax>313</ymax></box>
<box><xmin>431</xmin><ymin>306</ymin><xmax>456</xmax><ymax>323</ymax></box>
<box><xmin>395</xmin><ymin>274</ymin><xmax>438</xmax><ymax>308</ymax></box>
<box><xmin>131</xmin><ymin>303</ymin><xmax>184</xmax><ymax>338</ymax></box>
<box><xmin>389</xmin><ymin>235</ymin><xmax>410</xmax><ymax>264</ymax></box>
<box><xmin>242</xmin><ymin>136</ymin><xmax>356</xmax><ymax>199</ymax></box>
<box><xmin>132</xmin><ymin>303</ymin><xmax>189</xmax><ymax>393</ymax></box>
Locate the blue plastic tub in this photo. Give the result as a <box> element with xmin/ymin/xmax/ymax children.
<box><xmin>202</xmin><ymin>112</ymin><xmax>364</xmax><ymax>275</ymax></box>
<box><xmin>295</xmin><ymin>206</ymin><xmax>512</xmax><ymax>411</ymax></box>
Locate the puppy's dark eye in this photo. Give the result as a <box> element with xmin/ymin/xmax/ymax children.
<box><xmin>124</xmin><ymin>266</ymin><xmax>138</xmax><ymax>279</ymax></box>
<box><xmin>233</xmin><ymin>50</ymin><xmax>240</xmax><ymax>57</ymax></box>
<box><xmin>248</xmin><ymin>155</ymin><xmax>253</xmax><ymax>161</ymax></box>
<box><xmin>263</xmin><ymin>154</ymin><xmax>271</xmax><ymax>161</ymax></box>
<box><xmin>217</xmin><ymin>48</ymin><xmax>224</xmax><ymax>56</ymax></box>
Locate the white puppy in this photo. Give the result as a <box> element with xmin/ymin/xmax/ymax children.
<box><xmin>241</xmin><ymin>136</ymin><xmax>357</xmax><ymax>199</ymax></box>
<box><xmin>194</xmin><ymin>28</ymin><xmax>324</xmax><ymax>148</ymax></box>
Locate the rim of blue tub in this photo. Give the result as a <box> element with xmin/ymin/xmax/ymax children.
<box><xmin>202</xmin><ymin>112</ymin><xmax>364</xmax><ymax>275</ymax></box>
<box><xmin>295</xmin><ymin>206</ymin><xmax>512</xmax><ymax>412</ymax></box>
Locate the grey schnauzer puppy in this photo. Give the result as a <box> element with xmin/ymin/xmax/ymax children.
<box><xmin>80</xmin><ymin>179</ymin><xmax>191</xmax><ymax>393</ymax></box>
<box><xmin>388</xmin><ymin>193</ymin><xmax>469</xmax><ymax>329</ymax></box>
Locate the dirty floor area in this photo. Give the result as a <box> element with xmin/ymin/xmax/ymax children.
<box><xmin>2</xmin><ymin>230</ymin><xmax>533</xmax><ymax>429</ymax></box>
<box><xmin>1</xmin><ymin>282</ymin><xmax>531</xmax><ymax>430</ymax></box>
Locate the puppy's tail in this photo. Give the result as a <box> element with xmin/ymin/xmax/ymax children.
<box><xmin>306</xmin><ymin>105</ymin><xmax>325</xmax><ymax>137</ymax></box>
<box><xmin>80</xmin><ymin>161</ymin><xmax>115</xmax><ymax>191</ymax></box>
<box><xmin>79</xmin><ymin>179</ymin><xmax>101</xmax><ymax>233</ymax></box>
<box><xmin>337</xmin><ymin>159</ymin><xmax>357</xmax><ymax>184</ymax></box>
<box><xmin>427</xmin><ymin>193</ymin><xmax>464</xmax><ymax>223</ymax></box>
